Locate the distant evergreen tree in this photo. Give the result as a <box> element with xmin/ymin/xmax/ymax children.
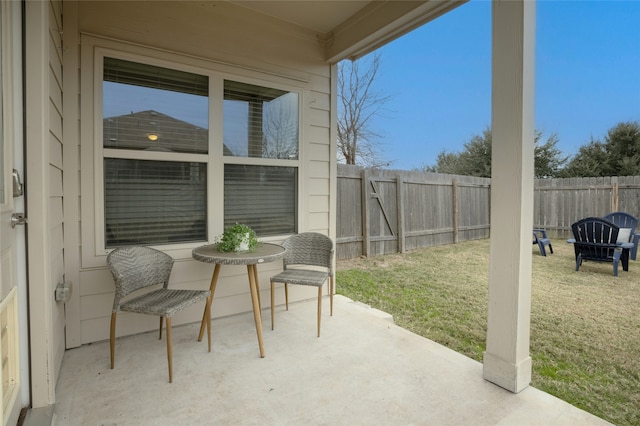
<box><xmin>423</xmin><ymin>151</ymin><xmax>463</xmax><ymax>174</ymax></box>
<box><xmin>423</xmin><ymin>128</ymin><xmax>566</xmax><ymax>178</ymax></box>
<box><xmin>560</xmin><ymin>121</ymin><xmax>640</xmax><ymax>177</ymax></box>
<box><xmin>559</xmin><ymin>139</ymin><xmax>608</xmax><ymax>177</ymax></box>
<box><xmin>534</xmin><ymin>132</ymin><xmax>569</xmax><ymax>178</ymax></box>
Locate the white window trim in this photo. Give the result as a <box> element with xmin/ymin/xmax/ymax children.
<box><xmin>80</xmin><ymin>38</ymin><xmax>305</xmax><ymax>268</ymax></box>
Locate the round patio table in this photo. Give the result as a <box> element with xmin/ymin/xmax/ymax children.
<box><xmin>192</xmin><ymin>243</ymin><xmax>286</xmax><ymax>358</ymax></box>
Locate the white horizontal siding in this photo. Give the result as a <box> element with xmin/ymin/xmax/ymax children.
<box><xmin>50</xmin><ymin>0</ymin><xmax>66</xmax><ymax>395</ymax></box>
<box><xmin>66</xmin><ymin>1</ymin><xmax>334</xmax><ymax>345</ymax></box>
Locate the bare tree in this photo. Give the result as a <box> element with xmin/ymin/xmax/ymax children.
<box><xmin>262</xmin><ymin>92</ymin><xmax>299</xmax><ymax>159</ymax></box>
<box><xmin>337</xmin><ymin>53</ymin><xmax>390</xmax><ymax>167</ymax></box>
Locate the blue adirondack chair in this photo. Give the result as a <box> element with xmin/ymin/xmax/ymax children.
<box><xmin>533</xmin><ymin>228</ymin><xmax>553</xmax><ymax>256</ymax></box>
<box><xmin>602</xmin><ymin>211</ymin><xmax>639</xmax><ymax>261</ymax></box>
<box><xmin>570</xmin><ymin>217</ymin><xmax>631</xmax><ymax>276</ymax></box>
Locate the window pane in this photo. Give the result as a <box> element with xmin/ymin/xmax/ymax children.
<box><xmin>224</xmin><ymin>80</ymin><xmax>298</xmax><ymax>159</ymax></box>
<box><xmin>224</xmin><ymin>165</ymin><xmax>297</xmax><ymax>236</ymax></box>
<box><xmin>105</xmin><ymin>158</ymin><xmax>207</xmax><ymax>247</ymax></box>
<box><xmin>103</xmin><ymin>57</ymin><xmax>209</xmax><ymax>154</ymax></box>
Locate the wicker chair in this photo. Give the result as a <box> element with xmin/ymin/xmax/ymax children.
<box><xmin>107</xmin><ymin>246</ymin><xmax>211</xmax><ymax>383</ymax></box>
<box><xmin>270</xmin><ymin>233</ymin><xmax>334</xmax><ymax>337</ymax></box>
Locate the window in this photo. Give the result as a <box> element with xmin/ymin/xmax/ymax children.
<box><xmin>224</xmin><ymin>164</ymin><xmax>297</xmax><ymax>235</ymax></box>
<box><xmin>100</xmin><ymin>55</ymin><xmax>300</xmax><ymax>249</ymax></box>
<box><xmin>104</xmin><ymin>159</ymin><xmax>206</xmax><ymax>246</ymax></box>
<box><xmin>223</xmin><ymin>80</ymin><xmax>298</xmax><ymax>159</ymax></box>
<box><xmin>102</xmin><ymin>57</ymin><xmax>209</xmax><ymax>247</ymax></box>
<box><xmin>223</xmin><ymin>81</ymin><xmax>299</xmax><ymax>236</ymax></box>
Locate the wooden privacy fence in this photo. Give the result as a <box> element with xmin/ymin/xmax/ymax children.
<box><xmin>533</xmin><ymin>176</ymin><xmax>640</xmax><ymax>238</ymax></box>
<box><xmin>337</xmin><ymin>165</ymin><xmax>491</xmax><ymax>259</ymax></box>
<box><xmin>337</xmin><ymin>165</ymin><xmax>640</xmax><ymax>260</ymax></box>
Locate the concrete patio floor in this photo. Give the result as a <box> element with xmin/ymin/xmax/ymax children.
<box><xmin>53</xmin><ymin>295</ymin><xmax>611</xmax><ymax>425</ymax></box>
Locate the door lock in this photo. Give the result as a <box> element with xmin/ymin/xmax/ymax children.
<box><xmin>12</xmin><ymin>169</ymin><xmax>24</xmax><ymax>197</ymax></box>
<box><xmin>11</xmin><ymin>213</ymin><xmax>27</xmax><ymax>228</ymax></box>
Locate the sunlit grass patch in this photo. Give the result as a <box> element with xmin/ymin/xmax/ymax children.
<box><xmin>337</xmin><ymin>238</ymin><xmax>640</xmax><ymax>426</ymax></box>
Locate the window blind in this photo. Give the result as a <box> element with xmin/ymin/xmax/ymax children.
<box><xmin>104</xmin><ymin>57</ymin><xmax>208</xmax><ymax>96</ymax></box>
<box><xmin>224</xmin><ymin>164</ymin><xmax>297</xmax><ymax>236</ymax></box>
<box><xmin>105</xmin><ymin>159</ymin><xmax>207</xmax><ymax>247</ymax></box>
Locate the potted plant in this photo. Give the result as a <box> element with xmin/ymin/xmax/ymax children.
<box><xmin>215</xmin><ymin>223</ymin><xmax>259</xmax><ymax>253</ymax></box>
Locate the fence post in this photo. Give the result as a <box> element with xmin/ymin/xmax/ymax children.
<box><xmin>397</xmin><ymin>175</ymin><xmax>405</xmax><ymax>253</ymax></box>
<box><xmin>361</xmin><ymin>168</ymin><xmax>370</xmax><ymax>257</ymax></box>
<box><xmin>452</xmin><ymin>179</ymin><xmax>459</xmax><ymax>243</ymax></box>
<box><xmin>612</xmin><ymin>180</ymin><xmax>619</xmax><ymax>212</ymax></box>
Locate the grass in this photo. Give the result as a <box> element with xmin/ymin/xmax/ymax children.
<box><xmin>336</xmin><ymin>238</ymin><xmax>640</xmax><ymax>426</ymax></box>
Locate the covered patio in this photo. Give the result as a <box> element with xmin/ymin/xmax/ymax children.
<box><xmin>50</xmin><ymin>296</ymin><xmax>609</xmax><ymax>425</ymax></box>
<box><xmin>1</xmin><ymin>0</ymin><xmax>556</xmax><ymax>423</ymax></box>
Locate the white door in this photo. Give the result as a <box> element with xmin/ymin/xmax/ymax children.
<box><xmin>0</xmin><ymin>2</ymin><xmax>27</xmax><ymax>424</ymax></box>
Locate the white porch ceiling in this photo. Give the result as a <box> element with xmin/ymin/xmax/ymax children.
<box><xmin>230</xmin><ymin>0</ymin><xmax>467</xmax><ymax>62</ymax></box>
<box><xmin>232</xmin><ymin>1</ymin><xmax>371</xmax><ymax>34</ymax></box>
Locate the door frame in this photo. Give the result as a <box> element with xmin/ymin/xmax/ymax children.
<box><xmin>1</xmin><ymin>0</ymin><xmax>29</xmax><ymax>423</ymax></box>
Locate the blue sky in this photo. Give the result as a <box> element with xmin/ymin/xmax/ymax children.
<box><xmin>371</xmin><ymin>0</ymin><xmax>640</xmax><ymax>170</ymax></box>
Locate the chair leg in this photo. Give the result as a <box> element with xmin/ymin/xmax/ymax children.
<box><xmin>159</xmin><ymin>317</ymin><xmax>164</xmax><ymax>340</ymax></box>
<box><xmin>166</xmin><ymin>316</ymin><xmax>173</xmax><ymax>383</ymax></box>
<box><xmin>329</xmin><ymin>276</ymin><xmax>334</xmax><ymax>316</ymax></box>
<box><xmin>317</xmin><ymin>287</ymin><xmax>322</xmax><ymax>338</ymax></box>
<box><xmin>621</xmin><ymin>249</ymin><xmax>629</xmax><ymax>272</ymax></box>
<box><xmin>110</xmin><ymin>312</ymin><xmax>117</xmax><ymax>369</ymax></box>
<box><xmin>548</xmin><ymin>243</ymin><xmax>554</xmax><ymax>254</ymax></box>
<box><xmin>270</xmin><ymin>280</ymin><xmax>275</xmax><ymax>331</ymax></box>
<box><xmin>538</xmin><ymin>242</ymin><xmax>546</xmax><ymax>256</ymax></box>
<box><xmin>285</xmin><ymin>283</ymin><xmax>289</xmax><ymax>311</ymax></box>
<box><xmin>613</xmin><ymin>250</ymin><xmax>621</xmax><ymax>277</ymax></box>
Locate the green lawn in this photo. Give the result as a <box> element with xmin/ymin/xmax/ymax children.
<box><xmin>336</xmin><ymin>238</ymin><xmax>640</xmax><ymax>426</ymax></box>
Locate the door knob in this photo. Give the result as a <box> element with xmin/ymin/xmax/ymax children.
<box><xmin>11</xmin><ymin>213</ymin><xmax>27</xmax><ymax>228</ymax></box>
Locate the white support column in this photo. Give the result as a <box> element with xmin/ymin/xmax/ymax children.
<box><xmin>483</xmin><ymin>0</ymin><xmax>536</xmax><ymax>393</ymax></box>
